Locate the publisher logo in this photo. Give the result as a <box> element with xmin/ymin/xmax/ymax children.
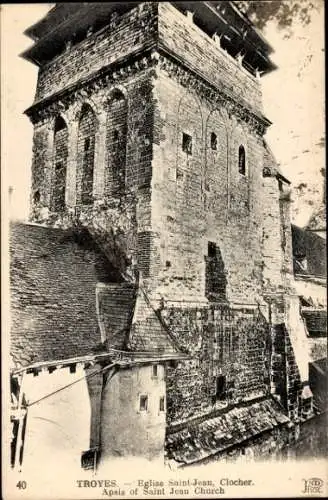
<box><xmin>302</xmin><ymin>478</ymin><xmax>324</xmax><ymax>494</ymax></box>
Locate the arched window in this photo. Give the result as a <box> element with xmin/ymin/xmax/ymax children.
<box><xmin>77</xmin><ymin>104</ymin><xmax>96</xmax><ymax>204</ymax></box>
<box><xmin>52</xmin><ymin>116</ymin><xmax>68</xmax><ymax>211</ymax></box>
<box><xmin>238</xmin><ymin>145</ymin><xmax>246</xmax><ymax>175</ymax></box>
<box><xmin>106</xmin><ymin>90</ymin><xmax>128</xmax><ymax>195</ymax></box>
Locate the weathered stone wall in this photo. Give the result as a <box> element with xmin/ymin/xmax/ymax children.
<box><xmin>270</xmin><ymin>322</ymin><xmax>302</xmax><ymax>419</ymax></box>
<box><xmin>161</xmin><ymin>305</ymin><xmax>271</xmax><ymax>426</ymax></box>
<box><xmin>29</xmin><ymin>68</ymin><xmax>157</xmax><ymax>279</ymax></box>
<box><xmin>149</xmin><ymin>69</ymin><xmax>267</xmax><ymax>304</ymax></box>
<box><xmin>28</xmin><ymin>2</ymin><xmax>286</xmax><ymax>306</ymax></box>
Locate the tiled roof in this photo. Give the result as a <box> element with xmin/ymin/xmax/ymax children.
<box><xmin>10</xmin><ymin>222</ymin><xmax>120</xmax><ymax>369</ymax></box>
<box><xmin>309</xmin><ymin>359</ymin><xmax>328</xmax><ymax>412</ymax></box>
<box><xmin>302</xmin><ymin>310</ymin><xmax>327</xmax><ymax>338</ymax></box>
<box><xmin>10</xmin><ymin>222</ymin><xmax>183</xmax><ymax>369</ymax></box>
<box><xmin>98</xmin><ymin>283</ymin><xmax>182</xmax><ymax>355</ymax></box>
<box><xmin>97</xmin><ymin>283</ymin><xmax>136</xmax><ymax>350</ymax></box>
<box><xmin>292</xmin><ymin>224</ymin><xmax>326</xmax><ymax>278</ymax></box>
<box><xmin>128</xmin><ymin>287</ymin><xmax>180</xmax><ymax>354</ymax></box>
<box><xmin>306</xmin><ymin>206</ymin><xmax>326</xmax><ymax>232</ymax></box>
<box><xmin>165</xmin><ymin>397</ymin><xmax>290</xmax><ymax>465</ymax></box>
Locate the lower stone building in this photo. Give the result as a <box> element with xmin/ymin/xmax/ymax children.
<box><xmin>10</xmin><ymin>222</ymin><xmax>184</xmax><ymax>471</ymax></box>
<box><xmin>10</xmin><ymin>218</ymin><xmax>326</xmax><ymax>470</ymax></box>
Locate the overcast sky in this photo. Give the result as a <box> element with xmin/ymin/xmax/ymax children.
<box><xmin>1</xmin><ymin>2</ymin><xmax>325</xmax><ymax>226</ymax></box>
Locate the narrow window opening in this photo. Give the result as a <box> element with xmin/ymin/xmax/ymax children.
<box><xmin>113</xmin><ymin>129</ymin><xmax>119</xmax><ymax>142</ymax></box>
<box><xmin>84</xmin><ymin>137</ymin><xmax>90</xmax><ymax>151</ymax></box>
<box><xmin>166</xmin><ymin>260</ymin><xmax>171</xmax><ymax>268</ymax></box>
<box><xmin>159</xmin><ymin>396</ymin><xmax>165</xmax><ymax>412</ymax></box>
<box><xmin>238</xmin><ymin>145</ymin><xmax>246</xmax><ymax>175</ymax></box>
<box><xmin>205</xmin><ymin>242</ymin><xmax>227</xmax><ymax>302</ymax></box>
<box><xmin>33</xmin><ymin>190</ymin><xmax>40</xmax><ymax>203</ymax></box>
<box><xmin>182</xmin><ymin>132</ymin><xmax>192</xmax><ymax>155</ymax></box>
<box><xmin>69</xmin><ymin>364</ymin><xmax>76</xmax><ymax>374</ymax></box>
<box><xmin>53</xmin><ymin>116</ymin><xmax>68</xmax><ymax>211</ymax></box>
<box><xmin>208</xmin><ymin>241</ymin><xmax>216</xmax><ymax>258</ymax></box>
<box><xmin>211</xmin><ymin>132</ymin><xmax>217</xmax><ymax>150</ymax></box>
<box><xmin>139</xmin><ymin>395</ymin><xmax>148</xmax><ymax>411</ymax></box>
<box><xmin>78</xmin><ymin>105</ymin><xmax>96</xmax><ymax>205</ymax></box>
<box><xmin>215</xmin><ymin>375</ymin><xmax>226</xmax><ymax>400</ymax></box>
<box><xmin>152</xmin><ymin>365</ymin><xmax>158</xmax><ymax>377</ymax></box>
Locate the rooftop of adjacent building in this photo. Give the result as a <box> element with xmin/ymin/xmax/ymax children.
<box><xmin>306</xmin><ymin>205</ymin><xmax>326</xmax><ymax>234</ymax></box>
<box><xmin>292</xmin><ymin>224</ymin><xmax>326</xmax><ymax>280</ymax></box>
<box><xmin>21</xmin><ymin>1</ymin><xmax>276</xmax><ymax>76</ymax></box>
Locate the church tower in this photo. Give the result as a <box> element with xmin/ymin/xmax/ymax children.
<box><xmin>22</xmin><ymin>2</ymin><xmax>308</xmax><ymax>463</ymax></box>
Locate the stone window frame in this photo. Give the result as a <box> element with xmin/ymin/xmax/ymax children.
<box><xmin>139</xmin><ymin>394</ymin><xmax>148</xmax><ymax>412</ymax></box>
<box><xmin>152</xmin><ymin>364</ymin><xmax>158</xmax><ymax>378</ymax></box>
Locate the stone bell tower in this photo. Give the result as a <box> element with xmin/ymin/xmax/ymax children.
<box><xmin>22</xmin><ymin>2</ymin><xmax>306</xmax><ymax>461</ymax></box>
<box><xmin>22</xmin><ymin>1</ymin><xmax>282</xmax><ymax>307</ymax></box>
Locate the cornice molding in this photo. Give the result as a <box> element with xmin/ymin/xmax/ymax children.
<box><xmin>25</xmin><ymin>45</ymin><xmax>158</xmax><ymax>125</ymax></box>
<box><xmin>156</xmin><ymin>45</ymin><xmax>271</xmax><ymax>136</ymax></box>
<box><xmin>25</xmin><ymin>44</ymin><xmax>271</xmax><ymax>136</ymax></box>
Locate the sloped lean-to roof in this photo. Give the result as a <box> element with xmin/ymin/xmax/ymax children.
<box><xmin>292</xmin><ymin>224</ymin><xmax>326</xmax><ymax>279</ymax></box>
<box><xmin>10</xmin><ymin>222</ymin><xmax>184</xmax><ymax>370</ymax></box>
<box><xmin>97</xmin><ymin>283</ymin><xmax>183</xmax><ymax>359</ymax></box>
<box><xmin>10</xmin><ymin>222</ymin><xmax>121</xmax><ymax>370</ymax></box>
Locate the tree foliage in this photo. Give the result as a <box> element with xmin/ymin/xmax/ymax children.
<box><xmin>233</xmin><ymin>0</ymin><xmax>321</xmax><ymax>31</ymax></box>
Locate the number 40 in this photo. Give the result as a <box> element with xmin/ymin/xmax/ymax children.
<box><xmin>16</xmin><ymin>480</ymin><xmax>27</xmax><ymax>490</ymax></box>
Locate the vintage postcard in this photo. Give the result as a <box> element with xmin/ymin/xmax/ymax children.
<box><xmin>1</xmin><ymin>1</ymin><xmax>327</xmax><ymax>499</ymax></box>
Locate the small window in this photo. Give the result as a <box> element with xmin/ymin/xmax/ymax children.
<box><xmin>113</xmin><ymin>129</ymin><xmax>119</xmax><ymax>141</ymax></box>
<box><xmin>159</xmin><ymin>396</ymin><xmax>165</xmax><ymax>412</ymax></box>
<box><xmin>208</xmin><ymin>241</ymin><xmax>216</xmax><ymax>258</ymax></box>
<box><xmin>238</xmin><ymin>145</ymin><xmax>246</xmax><ymax>175</ymax></box>
<box><xmin>215</xmin><ymin>375</ymin><xmax>226</xmax><ymax>400</ymax></box>
<box><xmin>84</xmin><ymin>137</ymin><xmax>91</xmax><ymax>151</ymax></box>
<box><xmin>152</xmin><ymin>365</ymin><xmax>158</xmax><ymax>377</ymax></box>
<box><xmin>139</xmin><ymin>395</ymin><xmax>148</xmax><ymax>411</ymax></box>
<box><xmin>33</xmin><ymin>190</ymin><xmax>40</xmax><ymax>203</ymax></box>
<box><xmin>182</xmin><ymin>132</ymin><xmax>192</xmax><ymax>155</ymax></box>
<box><xmin>210</xmin><ymin>132</ymin><xmax>217</xmax><ymax>150</ymax></box>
